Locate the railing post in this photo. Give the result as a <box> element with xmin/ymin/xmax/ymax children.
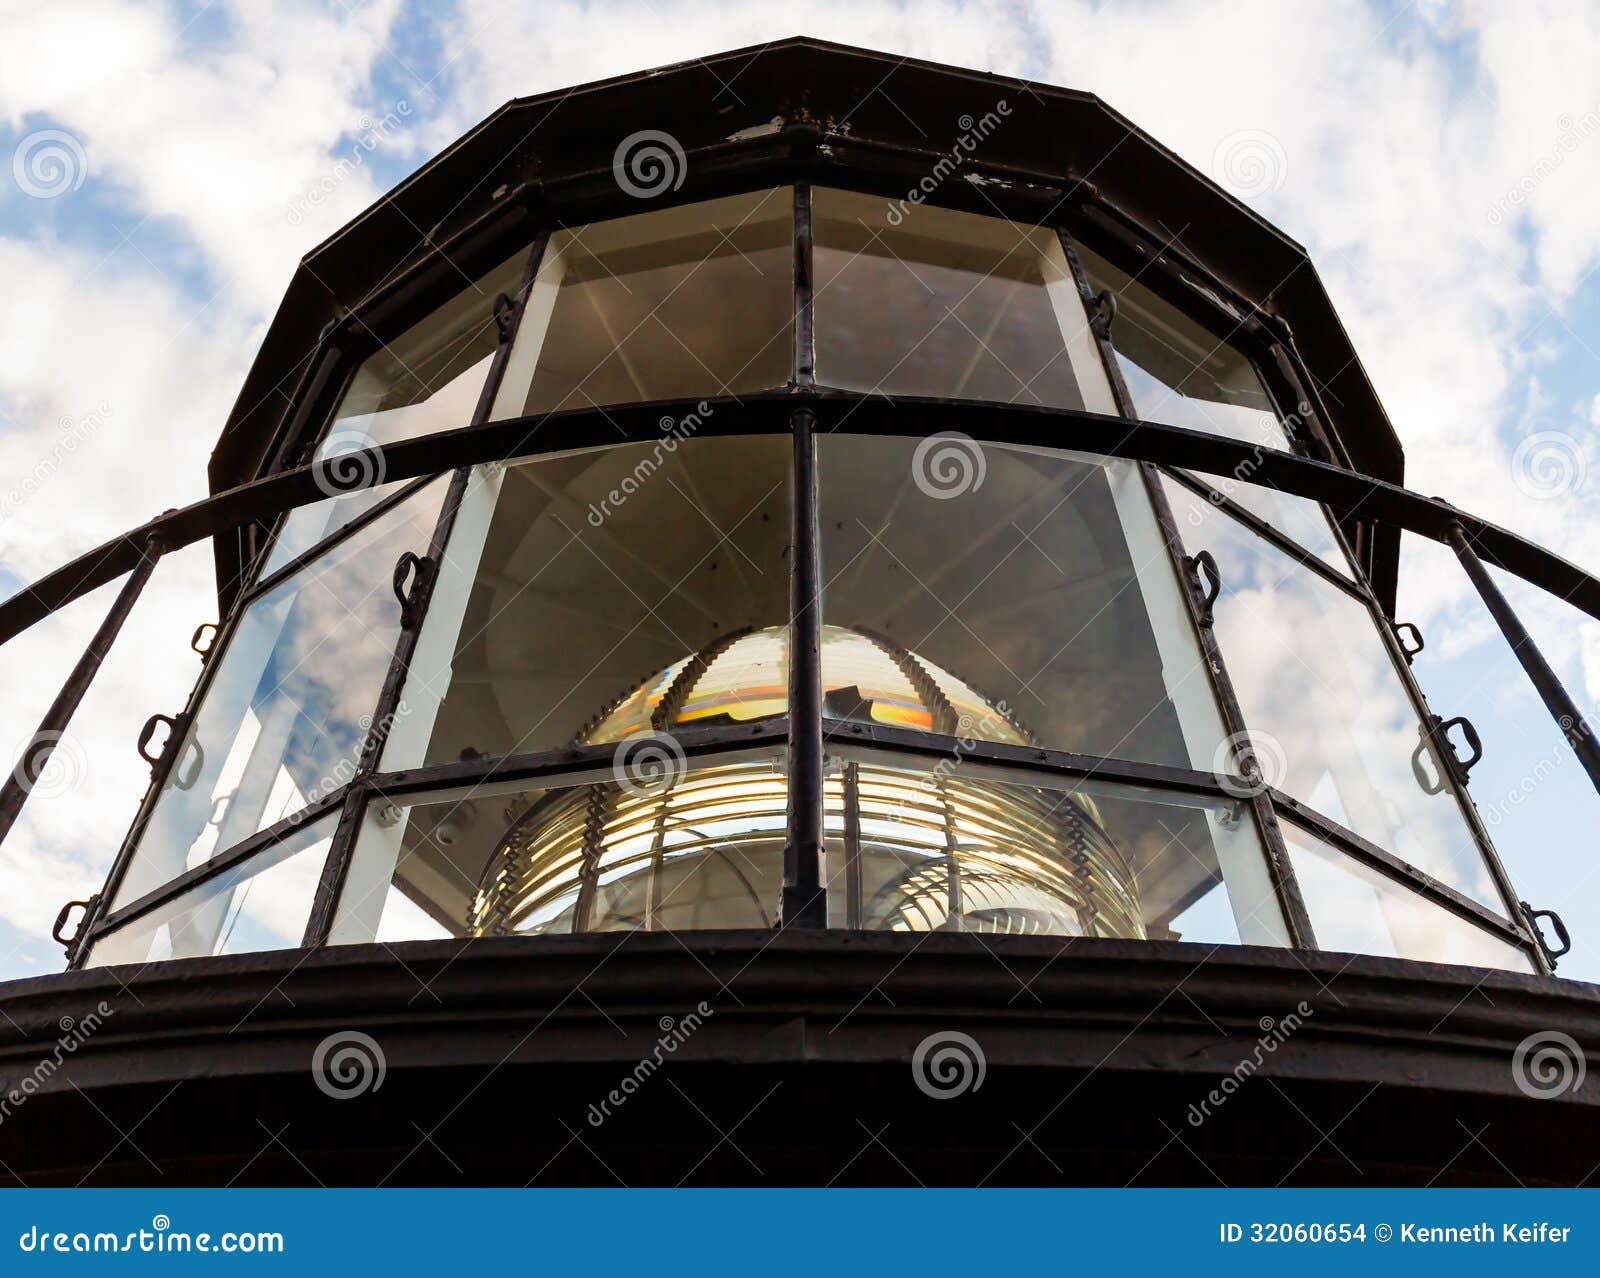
<box><xmin>1446</xmin><ymin>520</ymin><xmax>1600</xmax><ymax>797</ymax></box>
<box><xmin>0</xmin><ymin>534</ymin><xmax>165</xmax><ymax>850</ymax></box>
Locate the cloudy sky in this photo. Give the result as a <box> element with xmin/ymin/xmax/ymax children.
<box><xmin>0</xmin><ymin>0</ymin><xmax>1598</xmax><ymax>981</ymax></box>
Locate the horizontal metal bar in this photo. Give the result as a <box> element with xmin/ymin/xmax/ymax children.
<box><xmin>820</xmin><ymin>716</ymin><xmax>1250</xmax><ymax>799</ymax></box>
<box><xmin>87</xmin><ymin>788</ymin><xmax>348</xmax><ymax>940</ymax></box>
<box><xmin>1267</xmin><ymin>788</ymin><xmax>1536</xmax><ymax>953</ymax></box>
<box><xmin>7</xmin><ymin>391</ymin><xmax>1600</xmax><ymax>650</ymax></box>
<box><xmin>370</xmin><ymin>717</ymin><xmax>792</xmax><ymax>803</ymax></box>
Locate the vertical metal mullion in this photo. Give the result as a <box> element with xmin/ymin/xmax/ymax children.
<box><xmin>0</xmin><ymin>536</ymin><xmax>164</xmax><ymax>854</ymax></box>
<box><xmin>1059</xmin><ymin>227</ymin><xmax>1315</xmax><ymax>949</ymax></box>
<box><xmin>793</xmin><ymin>183</ymin><xmax>815</xmax><ymax>388</ymax></box>
<box><xmin>782</xmin><ymin>406</ymin><xmax>826</xmax><ymax>927</ymax></box>
<box><xmin>842</xmin><ymin>761</ymin><xmax>863</xmax><ymax>929</ymax></box>
<box><xmin>303</xmin><ymin>235</ymin><xmax>550</xmax><ymax>947</ymax></box>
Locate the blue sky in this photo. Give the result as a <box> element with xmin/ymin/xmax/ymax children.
<box><xmin>0</xmin><ymin>0</ymin><xmax>1597</xmax><ymax>981</ymax></box>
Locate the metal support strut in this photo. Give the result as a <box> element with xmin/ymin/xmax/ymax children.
<box><xmin>1446</xmin><ymin>521</ymin><xmax>1600</xmax><ymax>800</ymax></box>
<box><xmin>0</xmin><ymin>535</ymin><xmax>165</xmax><ymax>850</ymax></box>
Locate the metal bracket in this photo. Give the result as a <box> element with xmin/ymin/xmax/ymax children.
<box><xmin>135</xmin><ymin>713</ymin><xmax>178</xmax><ymax>770</ymax></box>
<box><xmin>1392</xmin><ymin>620</ymin><xmax>1425</xmax><ymax>664</ymax></box>
<box><xmin>136</xmin><ymin>712</ymin><xmax>202</xmax><ymax>787</ymax></box>
<box><xmin>1184</xmin><ymin>551</ymin><xmax>1222</xmax><ymax>627</ymax></box>
<box><xmin>492</xmin><ymin>292</ymin><xmax>517</xmax><ymax>342</ymax></box>
<box><xmin>1521</xmin><ymin>901</ymin><xmax>1572</xmax><ymax>967</ymax></box>
<box><xmin>392</xmin><ymin>552</ymin><xmax>434</xmax><ymax>629</ymax></box>
<box><xmin>51</xmin><ymin>893</ymin><xmax>98</xmax><ymax>954</ymax></box>
<box><xmin>190</xmin><ymin>621</ymin><xmax>218</xmax><ymax>659</ymax></box>
<box><xmin>1412</xmin><ymin>714</ymin><xmax>1483</xmax><ymax>792</ymax></box>
<box><xmin>1087</xmin><ymin>288</ymin><xmax>1118</xmax><ymax>338</ymax></box>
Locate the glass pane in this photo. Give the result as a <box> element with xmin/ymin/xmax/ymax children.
<box><xmin>268</xmin><ymin>250</ymin><xmax>526</xmax><ymax>566</ymax></box>
<box><xmin>1160</xmin><ymin>476</ymin><xmax>1505</xmax><ymax>910</ymax></box>
<box><xmin>1282</xmin><ymin>820</ymin><xmax>1533</xmax><ymax>972</ymax></box>
<box><xmin>813</xmin><ymin>189</ymin><xmax>1093</xmax><ymax>407</ymax></box>
<box><xmin>86</xmin><ymin>815</ymin><xmax>334</xmax><ymax>967</ymax></box>
<box><xmin>818</xmin><ymin>435</ymin><xmax>1230</xmax><ymax>771</ymax></box>
<box><xmin>1075</xmin><ymin>241</ymin><xmax>1289</xmax><ymax>449</ymax></box>
<box><xmin>258</xmin><ymin>478</ymin><xmax>416</xmax><ymax>581</ymax></box>
<box><xmin>1400</xmin><ymin>535</ymin><xmax>1600</xmax><ymax>982</ymax></box>
<box><xmin>330</xmin><ymin>754</ymin><xmax>787</xmax><ymax>943</ymax></box>
<box><xmin>111</xmin><ymin>482</ymin><xmax>447</xmax><ymax>908</ymax></box>
<box><xmin>1183</xmin><ymin>472</ymin><xmax>1352</xmax><ymax>578</ymax></box>
<box><xmin>382</xmin><ymin>436</ymin><xmax>789</xmax><ymax>771</ymax></box>
<box><xmin>492</xmin><ymin>191</ymin><xmax>792</xmax><ymax>417</ymax></box>
<box><xmin>828</xmin><ymin>750</ymin><xmax>1288</xmax><ymax>945</ymax></box>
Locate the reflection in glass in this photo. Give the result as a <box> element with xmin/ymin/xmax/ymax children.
<box><xmin>112</xmin><ymin>482</ymin><xmax>446</xmax><ymax>909</ymax></box>
<box><xmin>87</xmin><ymin>815</ymin><xmax>334</xmax><ymax>968</ymax></box>
<box><xmin>1161</xmin><ymin>477</ymin><xmax>1504</xmax><ymax>909</ymax></box>
<box><xmin>331</xmin><ymin>758</ymin><xmax>788</xmax><ymax>944</ymax></box>
<box><xmin>269</xmin><ymin>250</ymin><xmax>528</xmax><ymax>564</ymax></box>
<box><xmin>492</xmin><ymin>190</ymin><xmax>792</xmax><ymax>417</ymax></box>
<box><xmin>813</xmin><ymin>189</ymin><xmax>1097</xmax><ymax>407</ymax></box>
<box><xmin>1282</xmin><ymin>820</ymin><xmax>1532</xmax><ymax>972</ymax></box>
<box><xmin>331</xmin><ymin>749</ymin><xmax>1285</xmax><ymax>946</ymax></box>
<box><xmin>1184</xmin><ymin>473</ymin><xmax>1352</xmax><ymax>578</ymax></box>
<box><xmin>818</xmin><ymin>435</ymin><xmax>1229</xmax><ymax>770</ymax></box>
<box><xmin>829</xmin><ymin>751</ymin><xmax>1285</xmax><ymax>945</ymax></box>
<box><xmin>1075</xmin><ymin>241</ymin><xmax>1287</xmax><ymax>448</ymax></box>
<box><xmin>381</xmin><ymin>436</ymin><xmax>790</xmax><ymax>771</ymax></box>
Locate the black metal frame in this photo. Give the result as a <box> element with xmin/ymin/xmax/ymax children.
<box><xmin>10</xmin><ymin>152</ymin><xmax>1590</xmax><ymax>976</ymax></box>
